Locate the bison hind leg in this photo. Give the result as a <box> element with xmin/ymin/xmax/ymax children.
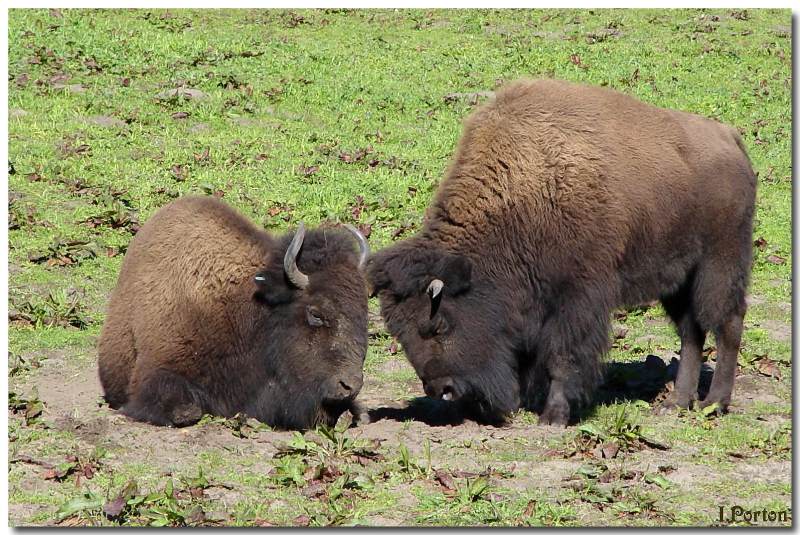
<box><xmin>97</xmin><ymin>316</ymin><xmax>136</xmax><ymax>409</ymax></box>
<box><xmin>122</xmin><ymin>369</ymin><xmax>207</xmax><ymax>427</ymax></box>
<box><xmin>698</xmin><ymin>313</ymin><xmax>743</xmax><ymax>413</ymax></box>
<box><xmin>660</xmin><ymin>280</ymin><xmax>707</xmax><ymax>411</ymax></box>
<box><xmin>662</xmin><ymin>236</ymin><xmax>749</xmax><ymax>414</ymax></box>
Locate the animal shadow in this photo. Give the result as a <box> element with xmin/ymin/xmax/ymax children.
<box><xmin>367</xmin><ymin>355</ymin><xmax>715</xmax><ymax>427</ymax></box>
<box><xmin>588</xmin><ymin>354</ymin><xmax>715</xmax><ymax>410</ymax></box>
<box><xmin>367</xmin><ymin>396</ymin><xmax>472</xmax><ymax>427</ymax></box>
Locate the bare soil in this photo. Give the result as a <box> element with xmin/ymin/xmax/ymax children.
<box><xmin>9</xmin><ymin>341</ymin><xmax>791</xmax><ymax>526</ymax></box>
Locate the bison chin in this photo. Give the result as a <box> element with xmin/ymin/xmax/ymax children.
<box><xmin>316</xmin><ymin>398</ymin><xmax>364</xmax><ymax>428</ymax></box>
<box><xmin>246</xmin><ymin>385</ymin><xmax>362</xmax><ymax>431</ymax></box>
<box><xmin>422</xmin><ymin>357</ymin><xmax>520</xmax><ymax>425</ymax></box>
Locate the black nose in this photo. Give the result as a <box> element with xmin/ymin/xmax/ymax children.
<box><xmin>334</xmin><ymin>375</ymin><xmax>363</xmax><ymax>399</ymax></box>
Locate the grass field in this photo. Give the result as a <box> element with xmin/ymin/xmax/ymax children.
<box><xmin>7</xmin><ymin>8</ymin><xmax>792</xmax><ymax>526</ymax></box>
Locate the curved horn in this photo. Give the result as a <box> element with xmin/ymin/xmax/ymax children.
<box><xmin>427</xmin><ymin>279</ymin><xmax>444</xmax><ymax>318</ymax></box>
<box><xmin>343</xmin><ymin>224</ymin><xmax>370</xmax><ymax>269</ymax></box>
<box><xmin>283</xmin><ymin>222</ymin><xmax>310</xmax><ymax>289</ymax></box>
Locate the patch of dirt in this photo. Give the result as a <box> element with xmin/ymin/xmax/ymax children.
<box><xmin>732</xmin><ymin>373</ymin><xmax>788</xmax><ymax>408</ymax></box>
<box><xmin>16</xmin><ymin>358</ymin><xmax>289</xmax><ymax>475</ymax></box>
<box><xmin>8</xmin><ymin>341</ymin><xmax>791</xmax><ymax>526</ymax></box>
<box><xmin>9</xmin><ymin>503</ymin><xmax>50</xmax><ymax>527</ymax></box>
<box><xmin>530</xmin><ymin>30</ymin><xmax>571</xmax><ymax>40</ymax></box>
<box><xmin>502</xmin><ymin>458</ymin><xmax>582</xmax><ymax>491</ymax></box>
<box><xmin>376</xmin><ymin>358</ymin><xmax>409</xmax><ymax>374</ymax></box>
<box><xmin>27</xmin><ymin>352</ymin><xmax>100</xmax><ymax>411</ymax></box>
<box><xmin>772</xmin><ymin>25</ymin><xmax>791</xmax><ymax>37</ymax></box>
<box><xmin>189</xmin><ymin>122</ymin><xmax>211</xmax><ymax>134</ymax></box>
<box><xmin>9</xmin><ymin>262</ymin><xmax>26</xmax><ymax>277</ymax></box>
<box><xmin>229</xmin><ymin>117</ymin><xmax>280</xmax><ymax>129</ymax></box>
<box><xmin>759</xmin><ymin>319</ymin><xmax>791</xmax><ymax>342</ymax></box>
<box><xmin>155</xmin><ymin>87</ymin><xmax>206</xmax><ymax>100</ymax></box>
<box><xmin>360</xmin><ymin>482</ymin><xmax>420</xmax><ymax>526</ymax></box>
<box><xmin>52</xmin><ymin>83</ymin><xmax>87</xmax><ymax>93</ymax></box>
<box><xmin>86</xmin><ymin>115</ymin><xmax>128</xmax><ymax>128</ymax></box>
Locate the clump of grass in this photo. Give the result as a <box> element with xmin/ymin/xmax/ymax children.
<box><xmin>395</xmin><ymin>439</ymin><xmax>433</xmax><ymax>478</ymax></box>
<box><xmin>56</xmin><ymin>468</ymin><xmax>219</xmax><ymax>527</ymax></box>
<box><xmin>26</xmin><ymin>238</ymin><xmax>100</xmax><ymax>267</ymax></box>
<box><xmin>195</xmin><ymin>413</ymin><xmax>271</xmax><ymax>438</ymax></box>
<box><xmin>8</xmin><ymin>389</ymin><xmax>45</xmax><ymax>426</ymax></box>
<box><xmin>566</xmin><ymin>404</ymin><xmax>668</xmax><ymax>459</ymax></box>
<box><xmin>9</xmin><ymin>289</ymin><xmax>91</xmax><ymax>329</ymax></box>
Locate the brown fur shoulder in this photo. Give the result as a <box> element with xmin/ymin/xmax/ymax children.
<box><xmin>113</xmin><ymin>196</ymin><xmax>274</xmax><ymax>320</ymax></box>
<box><xmin>423</xmin><ymin>79</ymin><xmax>632</xmax><ymax>273</ymax></box>
<box><xmin>420</xmin><ymin>79</ymin><xmax>755</xmax><ymax>277</ymax></box>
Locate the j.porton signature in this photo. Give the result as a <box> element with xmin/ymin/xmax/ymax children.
<box><xmin>718</xmin><ymin>505</ymin><xmax>791</xmax><ymax>524</ymax></box>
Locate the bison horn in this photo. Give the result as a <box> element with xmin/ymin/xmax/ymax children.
<box><xmin>343</xmin><ymin>224</ymin><xmax>370</xmax><ymax>269</ymax></box>
<box><xmin>284</xmin><ymin>222</ymin><xmax>310</xmax><ymax>289</ymax></box>
<box><xmin>427</xmin><ymin>279</ymin><xmax>444</xmax><ymax>318</ymax></box>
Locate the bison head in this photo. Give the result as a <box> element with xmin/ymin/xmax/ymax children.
<box><xmin>367</xmin><ymin>241</ymin><xmax>521</xmax><ymax>424</ymax></box>
<box><xmin>250</xmin><ymin>223</ymin><xmax>370</xmax><ymax>429</ymax></box>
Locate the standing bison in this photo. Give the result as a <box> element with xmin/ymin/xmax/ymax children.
<box><xmin>367</xmin><ymin>79</ymin><xmax>756</xmax><ymax>426</ymax></box>
<box><xmin>98</xmin><ymin>196</ymin><xmax>370</xmax><ymax>429</ymax></box>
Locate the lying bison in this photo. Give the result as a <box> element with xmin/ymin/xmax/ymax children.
<box><xmin>98</xmin><ymin>196</ymin><xmax>370</xmax><ymax>429</ymax></box>
<box><xmin>368</xmin><ymin>79</ymin><xmax>756</xmax><ymax>426</ymax></box>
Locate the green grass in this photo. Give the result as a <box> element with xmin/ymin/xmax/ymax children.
<box><xmin>8</xmin><ymin>8</ymin><xmax>791</xmax><ymax>527</ymax></box>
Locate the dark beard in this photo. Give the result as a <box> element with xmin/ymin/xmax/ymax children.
<box><xmin>316</xmin><ymin>398</ymin><xmax>362</xmax><ymax>428</ymax></box>
<box><xmin>457</xmin><ymin>390</ymin><xmax>514</xmax><ymax>426</ymax></box>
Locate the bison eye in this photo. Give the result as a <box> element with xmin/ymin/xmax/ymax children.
<box><xmin>434</xmin><ymin>316</ymin><xmax>449</xmax><ymax>335</ymax></box>
<box><xmin>306</xmin><ymin>306</ymin><xmax>325</xmax><ymax>328</ymax></box>
<box><xmin>419</xmin><ymin>315</ymin><xmax>449</xmax><ymax>339</ymax></box>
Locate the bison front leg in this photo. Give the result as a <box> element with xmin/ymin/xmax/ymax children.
<box><xmin>123</xmin><ymin>368</ymin><xmax>207</xmax><ymax>427</ymax></box>
<box><xmin>539</xmin><ymin>374</ymin><xmax>571</xmax><ymax>427</ymax></box>
<box><xmin>538</xmin><ymin>350</ymin><xmax>603</xmax><ymax>427</ymax></box>
<box><xmin>534</xmin><ymin>299</ymin><xmax>608</xmax><ymax>427</ymax></box>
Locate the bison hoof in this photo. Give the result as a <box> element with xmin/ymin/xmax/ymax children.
<box><xmin>655</xmin><ymin>393</ymin><xmax>695</xmax><ymax>415</ymax></box>
<box><xmin>698</xmin><ymin>397</ymin><xmax>729</xmax><ymax>415</ymax></box>
<box><xmin>354</xmin><ymin>411</ymin><xmax>371</xmax><ymax>426</ymax></box>
<box><xmin>347</xmin><ymin>400</ymin><xmax>370</xmax><ymax>426</ymax></box>
<box><xmin>169</xmin><ymin>404</ymin><xmax>203</xmax><ymax>427</ymax></box>
<box><xmin>538</xmin><ymin>406</ymin><xmax>569</xmax><ymax>427</ymax></box>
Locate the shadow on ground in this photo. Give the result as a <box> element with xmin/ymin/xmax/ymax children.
<box><xmin>580</xmin><ymin>355</ymin><xmax>715</xmax><ymax>420</ymax></box>
<box><xmin>367</xmin><ymin>397</ymin><xmax>468</xmax><ymax>427</ymax></box>
<box><xmin>596</xmin><ymin>355</ymin><xmax>714</xmax><ymax>403</ymax></box>
<box><xmin>367</xmin><ymin>354</ymin><xmax>717</xmax><ymax>426</ymax></box>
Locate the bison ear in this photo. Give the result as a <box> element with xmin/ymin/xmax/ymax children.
<box><xmin>253</xmin><ymin>270</ymin><xmax>295</xmax><ymax>306</ymax></box>
<box><xmin>436</xmin><ymin>254</ymin><xmax>472</xmax><ymax>296</ymax></box>
<box><xmin>366</xmin><ymin>245</ymin><xmax>472</xmax><ymax>299</ymax></box>
<box><xmin>365</xmin><ymin>254</ymin><xmax>391</xmax><ymax>296</ymax></box>
<box><xmin>366</xmin><ymin>245</ymin><xmax>434</xmax><ymax>299</ymax></box>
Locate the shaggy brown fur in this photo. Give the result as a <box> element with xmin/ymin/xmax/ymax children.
<box><xmin>98</xmin><ymin>196</ymin><xmax>369</xmax><ymax>429</ymax></box>
<box><xmin>368</xmin><ymin>79</ymin><xmax>756</xmax><ymax>426</ymax></box>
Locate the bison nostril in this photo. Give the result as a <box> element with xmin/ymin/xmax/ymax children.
<box><xmin>336</xmin><ymin>376</ymin><xmax>362</xmax><ymax>399</ymax></box>
<box><xmin>441</xmin><ymin>384</ymin><xmax>455</xmax><ymax>401</ymax></box>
